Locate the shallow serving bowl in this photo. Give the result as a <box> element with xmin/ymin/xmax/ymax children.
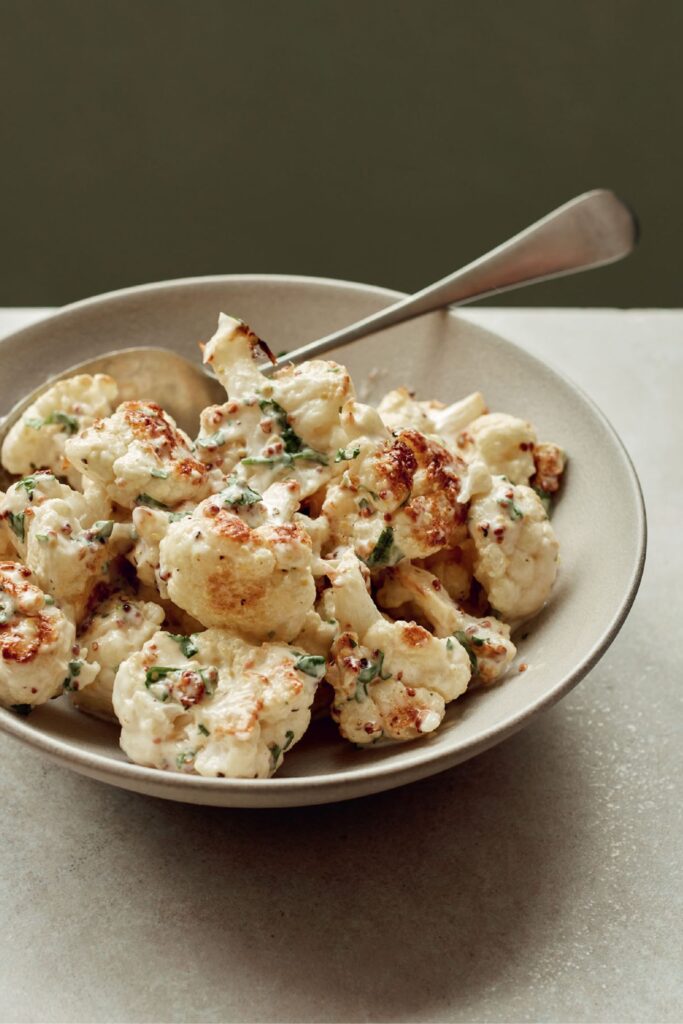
<box><xmin>0</xmin><ymin>275</ymin><xmax>646</xmax><ymax>807</ymax></box>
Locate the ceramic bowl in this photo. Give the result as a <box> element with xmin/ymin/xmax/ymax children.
<box><xmin>0</xmin><ymin>275</ymin><xmax>646</xmax><ymax>806</ymax></box>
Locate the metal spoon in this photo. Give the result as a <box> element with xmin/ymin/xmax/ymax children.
<box><xmin>0</xmin><ymin>188</ymin><xmax>637</xmax><ymax>473</ymax></box>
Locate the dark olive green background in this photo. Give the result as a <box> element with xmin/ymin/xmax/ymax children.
<box><xmin>1</xmin><ymin>0</ymin><xmax>680</xmax><ymax>307</ymax></box>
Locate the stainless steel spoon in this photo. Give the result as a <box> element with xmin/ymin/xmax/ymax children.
<box><xmin>0</xmin><ymin>188</ymin><xmax>637</xmax><ymax>474</ymax></box>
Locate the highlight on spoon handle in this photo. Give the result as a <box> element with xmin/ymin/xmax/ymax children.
<box><xmin>279</xmin><ymin>189</ymin><xmax>638</xmax><ymax>367</ymax></box>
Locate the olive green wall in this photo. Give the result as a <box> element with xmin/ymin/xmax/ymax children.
<box><xmin>0</xmin><ymin>0</ymin><xmax>680</xmax><ymax>307</ymax></box>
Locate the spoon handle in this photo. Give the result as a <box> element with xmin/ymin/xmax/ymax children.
<box><xmin>279</xmin><ymin>189</ymin><xmax>638</xmax><ymax>367</ymax></box>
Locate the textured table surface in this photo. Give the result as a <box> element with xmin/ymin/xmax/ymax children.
<box><xmin>0</xmin><ymin>308</ymin><xmax>680</xmax><ymax>1024</ymax></box>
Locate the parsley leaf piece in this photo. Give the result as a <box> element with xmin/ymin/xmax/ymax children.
<box><xmin>88</xmin><ymin>520</ymin><xmax>114</xmax><ymax>543</ymax></box>
<box><xmin>8</xmin><ymin>512</ymin><xmax>25</xmax><ymax>543</ymax></box>
<box><xmin>23</xmin><ymin>417</ymin><xmax>43</xmax><ymax>430</ymax></box>
<box><xmin>197</xmin><ymin>723</ymin><xmax>210</xmax><ymax>737</ymax></box>
<box><xmin>282</xmin><ymin>729</ymin><xmax>295</xmax><ymax>752</ymax></box>
<box><xmin>532</xmin><ymin>484</ymin><xmax>553</xmax><ymax>516</ymax></box>
<box><xmin>357</xmin><ymin>651</ymin><xmax>391</xmax><ymax>684</ymax></box>
<box><xmin>62</xmin><ymin>659</ymin><xmax>83</xmax><ymax>692</ymax></box>
<box><xmin>498</xmin><ymin>496</ymin><xmax>524</xmax><ymax>521</ymax></box>
<box><xmin>135</xmin><ymin>493</ymin><xmax>170</xmax><ymax>510</ymax></box>
<box><xmin>176</xmin><ymin>751</ymin><xmax>196</xmax><ymax>770</ymax></box>
<box><xmin>365</xmin><ymin>526</ymin><xmax>403</xmax><ymax>568</ymax></box>
<box><xmin>168</xmin><ymin>510</ymin><xmax>192</xmax><ymax>523</ymax></box>
<box><xmin>44</xmin><ymin>411</ymin><xmax>79</xmax><ymax>434</ymax></box>
<box><xmin>169</xmin><ymin>633</ymin><xmax>199</xmax><ymax>658</ymax></box>
<box><xmin>294</xmin><ymin>654</ymin><xmax>327</xmax><ymax>679</ymax></box>
<box><xmin>144</xmin><ymin>665</ymin><xmax>178</xmax><ymax>685</ymax></box>
<box><xmin>150</xmin><ymin>467</ymin><xmax>169</xmax><ymax>479</ymax></box>
<box><xmin>220</xmin><ymin>478</ymin><xmax>263</xmax><ymax>507</ymax></box>
<box><xmin>335</xmin><ymin>445</ymin><xmax>361</xmax><ymax>463</ymax></box>
<box><xmin>197</xmin><ymin>429</ymin><xmax>229</xmax><ymax>450</ymax></box>
<box><xmin>453</xmin><ymin>631</ymin><xmax>486</xmax><ymax>673</ymax></box>
<box><xmin>258</xmin><ymin>398</ymin><xmax>305</xmax><ymax>454</ymax></box>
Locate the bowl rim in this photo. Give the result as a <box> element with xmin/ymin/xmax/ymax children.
<box><xmin>0</xmin><ymin>273</ymin><xmax>647</xmax><ymax>797</ymax></box>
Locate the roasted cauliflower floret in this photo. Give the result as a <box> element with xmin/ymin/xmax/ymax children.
<box><xmin>468</xmin><ymin>475</ymin><xmax>559</xmax><ymax>621</ymax></box>
<box><xmin>377</xmin><ymin>561</ymin><xmax>516</xmax><ymax>686</ymax></box>
<box><xmin>378</xmin><ymin>387</ymin><xmax>487</xmax><ymax>444</ymax></box>
<box><xmin>0</xmin><ymin>561</ymin><xmax>98</xmax><ymax>710</ymax></box>
<box><xmin>65</xmin><ymin>401</ymin><xmax>216</xmax><ymax>509</ymax></box>
<box><xmin>197</xmin><ymin>314</ymin><xmax>356</xmax><ymax>498</ymax></box>
<box><xmin>159</xmin><ymin>492</ymin><xmax>316</xmax><ymax>641</ymax></box>
<box><xmin>324</xmin><ymin>550</ymin><xmax>471</xmax><ymax>743</ymax></box>
<box><xmin>461</xmin><ymin>412</ymin><xmax>537</xmax><ymax>485</ymax></box>
<box><xmin>1</xmin><ymin>374</ymin><xmax>118</xmax><ymax>488</ymax></box>
<box><xmin>113</xmin><ymin>629</ymin><xmax>321</xmax><ymax>777</ymax></box>
<box><xmin>323</xmin><ymin>428</ymin><xmax>469</xmax><ymax>565</ymax></box>
<box><xmin>72</xmin><ymin>592</ymin><xmax>165</xmax><ymax>721</ymax></box>
<box><xmin>0</xmin><ymin>472</ymin><xmax>133</xmax><ymax>620</ymax></box>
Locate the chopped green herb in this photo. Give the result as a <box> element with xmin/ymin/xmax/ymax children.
<box><xmin>358</xmin><ymin>651</ymin><xmax>391</xmax><ymax>684</ymax></box>
<box><xmin>135</xmin><ymin>493</ymin><xmax>170</xmax><ymax>510</ymax></box>
<box><xmin>358</xmin><ymin>497</ymin><xmax>373</xmax><ymax>512</ymax></box>
<box><xmin>11</xmin><ymin>703</ymin><xmax>32</xmax><ymax>716</ymax></box>
<box><xmin>88</xmin><ymin>520</ymin><xmax>114</xmax><ymax>543</ymax></box>
<box><xmin>176</xmin><ymin>751</ymin><xmax>196</xmax><ymax>769</ymax></box>
<box><xmin>168</xmin><ymin>510</ymin><xmax>192</xmax><ymax>523</ymax></box>
<box><xmin>197</xmin><ymin>429</ymin><xmax>229</xmax><ymax>450</ymax></box>
<box><xmin>150</xmin><ymin>467</ymin><xmax>169</xmax><ymax>479</ymax></box>
<box><xmin>220</xmin><ymin>478</ymin><xmax>263</xmax><ymax>507</ymax></box>
<box><xmin>282</xmin><ymin>729</ymin><xmax>295</xmax><ymax>752</ymax></box>
<box><xmin>241</xmin><ymin>448</ymin><xmax>328</xmax><ymax>468</ymax></box>
<box><xmin>532</xmin><ymin>484</ymin><xmax>553</xmax><ymax>516</ymax></box>
<box><xmin>365</xmin><ymin>526</ymin><xmax>403</xmax><ymax>568</ymax></box>
<box><xmin>169</xmin><ymin>634</ymin><xmax>199</xmax><ymax>658</ymax></box>
<box><xmin>498</xmin><ymin>497</ymin><xmax>524</xmax><ymax>521</ymax></box>
<box><xmin>453</xmin><ymin>631</ymin><xmax>486</xmax><ymax>673</ymax></box>
<box><xmin>276</xmin><ymin>349</ymin><xmax>288</xmax><ymax>359</ymax></box>
<box><xmin>44</xmin><ymin>411</ymin><xmax>79</xmax><ymax>434</ymax></box>
<box><xmin>44</xmin><ymin>595</ymin><xmax>55</xmax><ymax>606</ymax></box>
<box><xmin>0</xmin><ymin>591</ymin><xmax>15</xmax><ymax>624</ymax></box>
<box><xmin>198</xmin><ymin>666</ymin><xmax>218</xmax><ymax>696</ymax></box>
<box><xmin>354</xmin><ymin>678</ymin><xmax>369</xmax><ymax>702</ymax></box>
<box><xmin>294</xmin><ymin>654</ymin><xmax>326</xmax><ymax>679</ymax></box>
<box><xmin>257</xmin><ymin>398</ymin><xmax>306</xmax><ymax>454</ymax></box>
<box><xmin>62</xmin><ymin>660</ymin><xmax>83</xmax><ymax>692</ymax></box>
<box><xmin>23</xmin><ymin>417</ymin><xmax>43</xmax><ymax>430</ymax></box>
<box><xmin>335</xmin><ymin>445</ymin><xmax>361</xmax><ymax>463</ymax></box>
<box><xmin>446</xmin><ymin>637</ymin><xmax>454</xmax><ymax>651</ymax></box>
<box><xmin>197</xmin><ymin>723</ymin><xmax>210</xmax><ymax>737</ymax></box>
<box><xmin>8</xmin><ymin>512</ymin><xmax>25</xmax><ymax>543</ymax></box>
<box><xmin>35</xmin><ymin>533</ymin><xmax>49</xmax><ymax>543</ymax></box>
<box><xmin>270</xmin><ymin>743</ymin><xmax>282</xmax><ymax>768</ymax></box>
<box><xmin>145</xmin><ymin>665</ymin><xmax>178</xmax><ymax>685</ymax></box>
<box><xmin>18</xmin><ymin>475</ymin><xmax>46</xmax><ymax>495</ymax></box>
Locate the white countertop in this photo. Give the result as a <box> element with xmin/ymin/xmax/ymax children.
<box><xmin>0</xmin><ymin>308</ymin><xmax>679</xmax><ymax>1024</ymax></box>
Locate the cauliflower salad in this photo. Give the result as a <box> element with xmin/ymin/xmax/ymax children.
<box><xmin>0</xmin><ymin>314</ymin><xmax>565</xmax><ymax>778</ymax></box>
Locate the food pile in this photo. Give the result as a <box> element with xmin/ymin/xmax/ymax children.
<box><xmin>0</xmin><ymin>314</ymin><xmax>565</xmax><ymax>778</ymax></box>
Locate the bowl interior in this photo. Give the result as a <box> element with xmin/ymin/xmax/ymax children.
<box><xmin>0</xmin><ymin>276</ymin><xmax>645</xmax><ymax>805</ymax></box>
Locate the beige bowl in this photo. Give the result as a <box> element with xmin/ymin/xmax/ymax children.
<box><xmin>0</xmin><ymin>275</ymin><xmax>646</xmax><ymax>806</ymax></box>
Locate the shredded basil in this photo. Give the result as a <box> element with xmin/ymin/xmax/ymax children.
<box><xmin>23</xmin><ymin>417</ymin><xmax>43</xmax><ymax>430</ymax></box>
<box><xmin>270</xmin><ymin>743</ymin><xmax>282</xmax><ymax>768</ymax></box>
<box><xmin>169</xmin><ymin>633</ymin><xmax>199</xmax><ymax>658</ymax></box>
<box><xmin>135</xmin><ymin>493</ymin><xmax>170</xmax><ymax>510</ymax></box>
<box><xmin>257</xmin><ymin>397</ymin><xmax>307</xmax><ymax>455</ymax></box>
<box><xmin>282</xmin><ymin>729</ymin><xmax>295</xmax><ymax>752</ymax></box>
<box><xmin>144</xmin><ymin>665</ymin><xmax>178</xmax><ymax>685</ymax></box>
<box><xmin>150</xmin><ymin>467</ymin><xmax>169</xmax><ymax>479</ymax></box>
<box><xmin>498</xmin><ymin>496</ymin><xmax>524</xmax><ymax>521</ymax></box>
<box><xmin>62</xmin><ymin>659</ymin><xmax>83</xmax><ymax>692</ymax></box>
<box><xmin>176</xmin><ymin>751</ymin><xmax>196</xmax><ymax>769</ymax></box>
<box><xmin>168</xmin><ymin>510</ymin><xmax>192</xmax><ymax>523</ymax></box>
<box><xmin>241</xmin><ymin>448</ymin><xmax>328</xmax><ymax>467</ymax></box>
<box><xmin>45</xmin><ymin>411</ymin><xmax>79</xmax><ymax>434</ymax></box>
<box><xmin>18</xmin><ymin>475</ymin><xmax>49</xmax><ymax>495</ymax></box>
<box><xmin>294</xmin><ymin>654</ymin><xmax>326</xmax><ymax>679</ymax></box>
<box><xmin>198</xmin><ymin>723</ymin><xmax>210</xmax><ymax>737</ymax></box>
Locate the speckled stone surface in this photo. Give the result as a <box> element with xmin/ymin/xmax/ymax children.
<box><xmin>0</xmin><ymin>309</ymin><xmax>679</xmax><ymax>1024</ymax></box>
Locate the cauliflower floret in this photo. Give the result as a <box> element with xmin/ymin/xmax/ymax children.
<box><xmin>324</xmin><ymin>550</ymin><xmax>471</xmax><ymax>743</ymax></box>
<box><xmin>159</xmin><ymin>492</ymin><xmax>316</xmax><ymax>641</ymax></box>
<box><xmin>461</xmin><ymin>413</ymin><xmax>537</xmax><ymax>486</ymax></box>
<box><xmin>376</xmin><ymin>561</ymin><xmax>516</xmax><ymax>686</ymax></box>
<box><xmin>322</xmin><ymin>428</ymin><xmax>469</xmax><ymax>565</ymax></box>
<box><xmin>418</xmin><ymin>542</ymin><xmax>474</xmax><ymax>603</ymax></box>
<box><xmin>1</xmin><ymin>374</ymin><xmax>118</xmax><ymax>488</ymax></box>
<box><xmin>532</xmin><ymin>442</ymin><xmax>566</xmax><ymax>496</ymax></box>
<box><xmin>0</xmin><ymin>472</ymin><xmax>134</xmax><ymax>620</ymax></box>
<box><xmin>197</xmin><ymin>314</ymin><xmax>355</xmax><ymax>498</ymax></box>
<box><xmin>113</xmin><ymin>629</ymin><xmax>321</xmax><ymax>778</ymax></box>
<box><xmin>468</xmin><ymin>476</ymin><xmax>559</xmax><ymax>621</ymax></box>
<box><xmin>72</xmin><ymin>592</ymin><xmax>165</xmax><ymax>721</ymax></box>
<box><xmin>378</xmin><ymin>388</ymin><xmax>487</xmax><ymax>443</ymax></box>
<box><xmin>65</xmin><ymin>401</ymin><xmax>217</xmax><ymax>509</ymax></box>
<box><xmin>0</xmin><ymin>561</ymin><xmax>98</xmax><ymax>710</ymax></box>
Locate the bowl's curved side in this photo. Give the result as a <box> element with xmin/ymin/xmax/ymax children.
<box><xmin>0</xmin><ymin>274</ymin><xmax>646</xmax><ymax>806</ymax></box>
